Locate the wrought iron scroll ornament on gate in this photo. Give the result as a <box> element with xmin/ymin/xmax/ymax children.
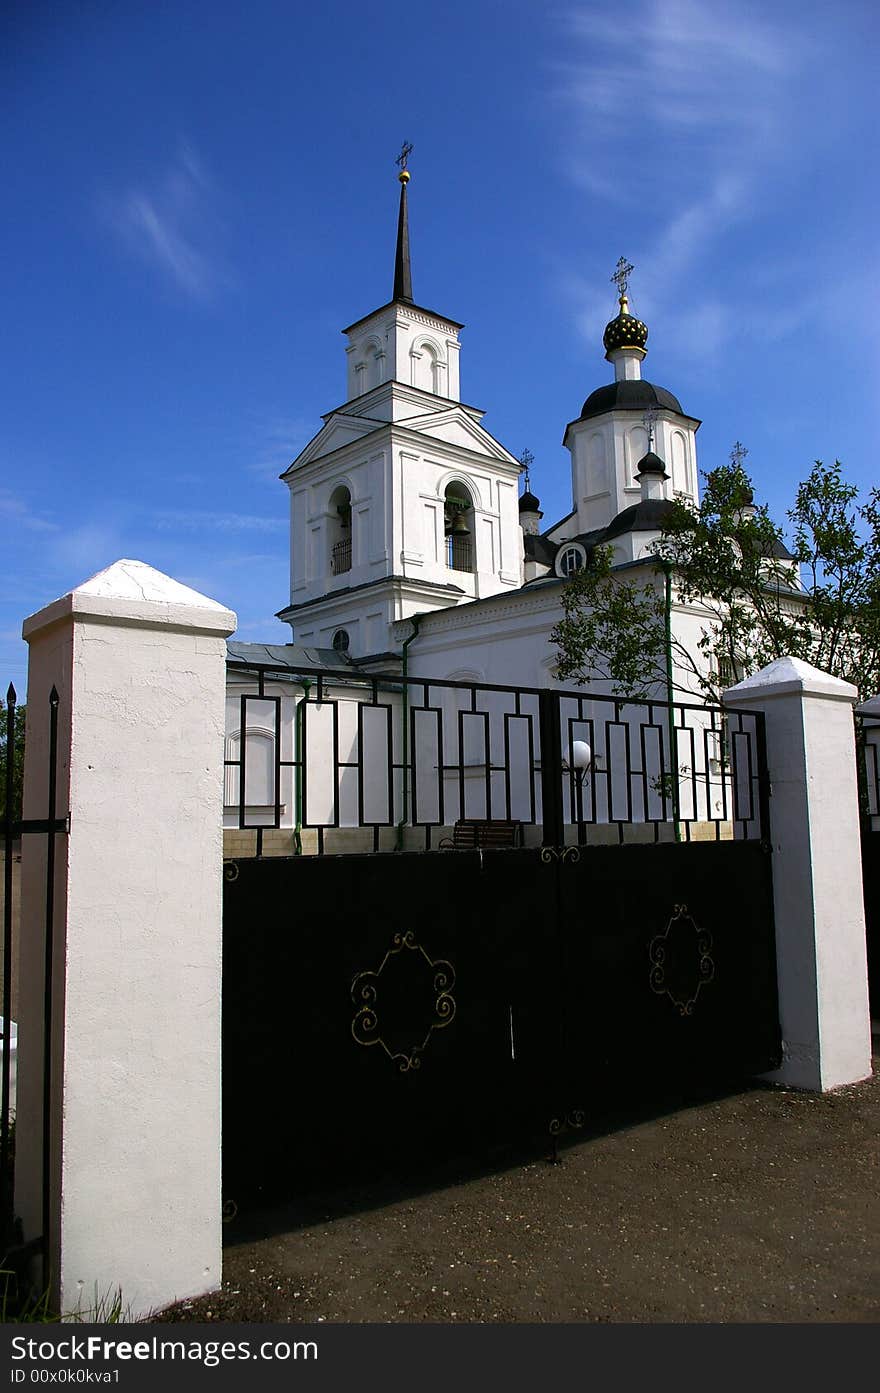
<box><xmin>351</xmin><ymin>930</ymin><xmax>456</xmax><ymax>1072</ymax></box>
<box><xmin>649</xmin><ymin>904</ymin><xmax>715</xmax><ymax>1016</ymax></box>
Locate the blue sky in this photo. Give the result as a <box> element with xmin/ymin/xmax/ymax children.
<box><xmin>3</xmin><ymin>0</ymin><xmax>877</xmax><ymax>695</ymax></box>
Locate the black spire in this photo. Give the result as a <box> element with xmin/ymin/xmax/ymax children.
<box><xmin>393</xmin><ymin>142</ymin><xmax>414</xmax><ymax>304</ymax></box>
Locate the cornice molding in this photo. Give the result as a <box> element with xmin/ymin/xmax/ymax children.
<box><xmin>278</xmin><ymin>573</ymin><xmax>467</xmax><ymax>621</ymax></box>
<box><xmin>397</xmin><ymin>586</ymin><xmax>566</xmax><ymax>638</ymax></box>
<box><xmin>321</xmin><ymin>380</ymin><xmax>486</xmax><ymax>423</ymax></box>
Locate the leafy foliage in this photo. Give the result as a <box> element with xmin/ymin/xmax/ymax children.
<box><xmin>552</xmin><ymin>459</ymin><xmax>880</xmax><ymax>704</ymax></box>
<box><xmin>551</xmin><ymin>545</ymin><xmax>667</xmax><ymax>700</ymax></box>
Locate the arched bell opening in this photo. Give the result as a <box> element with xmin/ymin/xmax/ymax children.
<box><xmin>444</xmin><ymin>483</ymin><xmax>474</xmax><ymax>573</ymax></box>
<box><xmin>329</xmin><ymin>485</ymin><xmax>352</xmax><ymax>575</ymax></box>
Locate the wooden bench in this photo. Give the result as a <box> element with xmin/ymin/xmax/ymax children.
<box><xmin>439</xmin><ymin>819</ymin><xmax>524</xmax><ymax>850</ymax></box>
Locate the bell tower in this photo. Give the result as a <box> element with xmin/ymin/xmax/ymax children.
<box><xmin>278</xmin><ymin>150</ymin><xmax>522</xmax><ymax>661</ymax></box>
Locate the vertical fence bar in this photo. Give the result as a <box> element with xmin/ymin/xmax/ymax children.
<box><xmin>237</xmin><ymin>693</ymin><xmax>247</xmax><ymax>833</ymax></box>
<box><xmin>256</xmin><ymin>671</ymin><xmax>266</xmax><ymax>860</ymax></box>
<box><xmin>1</xmin><ymin>685</ymin><xmax>15</xmax><ymax>1224</ymax></box>
<box><xmin>221</xmin><ymin>661</ymin><xmax>768</xmax><ymax>852</ymax></box>
<box><xmin>538</xmin><ymin>690</ymin><xmax>564</xmax><ymax>848</ymax></box>
<box><xmin>273</xmin><ymin>696</ymin><xmax>282</xmax><ymax>832</ymax></box>
<box><xmin>42</xmin><ymin>685</ymin><xmax>59</xmax><ymax>1276</ymax></box>
<box><xmin>754</xmin><ymin>711</ymin><xmax>772</xmax><ymax>849</ymax></box>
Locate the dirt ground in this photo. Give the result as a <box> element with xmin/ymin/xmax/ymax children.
<box><xmin>158</xmin><ymin>1046</ymin><xmax>880</xmax><ymax>1325</ymax></box>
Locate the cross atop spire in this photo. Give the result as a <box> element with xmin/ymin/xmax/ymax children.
<box><xmin>393</xmin><ymin>141</ymin><xmax>414</xmax><ymax>304</ymax></box>
<box><xmin>611</xmin><ymin>256</ymin><xmax>634</xmax><ymax>300</ymax></box>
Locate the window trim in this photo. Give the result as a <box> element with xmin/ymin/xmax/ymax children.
<box><xmin>556</xmin><ymin>543</ymin><xmax>587</xmax><ymax>579</ymax></box>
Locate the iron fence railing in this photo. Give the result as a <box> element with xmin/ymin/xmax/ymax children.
<box><xmin>857</xmin><ymin>710</ymin><xmax>880</xmax><ymax>832</ymax></box>
<box><xmin>224</xmin><ymin>664</ymin><xmax>770</xmax><ymax>857</ymax></box>
<box><xmin>331</xmin><ymin>537</ymin><xmax>352</xmax><ymax>575</ymax></box>
<box><xmin>446</xmin><ymin>535</ymin><xmax>472</xmax><ymax>572</ymax></box>
<box><xmin>1</xmin><ymin>683</ymin><xmax>68</xmax><ymax>1267</ymax></box>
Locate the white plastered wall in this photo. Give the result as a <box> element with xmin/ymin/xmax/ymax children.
<box><xmin>16</xmin><ymin>561</ymin><xmax>236</xmax><ymax>1319</ymax></box>
<box><xmin>567</xmin><ymin>411</ymin><xmax>699</xmax><ymax>534</ymax></box>
<box><xmin>724</xmin><ymin>657</ymin><xmax>871</xmax><ymax>1091</ymax></box>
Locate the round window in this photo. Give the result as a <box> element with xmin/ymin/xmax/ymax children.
<box><xmin>557</xmin><ymin>544</ymin><xmax>586</xmax><ymax>578</ymax></box>
<box><xmin>332</xmin><ymin>629</ymin><xmax>350</xmax><ymax>653</ymax></box>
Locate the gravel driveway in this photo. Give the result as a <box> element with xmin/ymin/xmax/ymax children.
<box><xmin>159</xmin><ymin>1048</ymin><xmax>879</xmax><ymax>1325</ymax></box>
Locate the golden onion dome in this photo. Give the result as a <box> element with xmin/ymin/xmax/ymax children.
<box><xmin>603</xmin><ymin>293</ymin><xmax>648</xmax><ymax>358</ymax></box>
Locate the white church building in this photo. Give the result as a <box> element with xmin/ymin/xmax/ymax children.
<box><xmin>223</xmin><ymin>162</ymin><xmax>793</xmax><ymax>846</ymax></box>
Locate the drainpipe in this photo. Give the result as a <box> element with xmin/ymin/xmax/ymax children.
<box><xmin>395</xmin><ymin>614</ymin><xmax>423</xmax><ymax>851</ymax></box>
<box><xmin>659</xmin><ymin>560</ymin><xmax>682</xmax><ymax>843</ymax></box>
<box><xmin>291</xmin><ymin>676</ymin><xmax>311</xmax><ymax>855</ymax></box>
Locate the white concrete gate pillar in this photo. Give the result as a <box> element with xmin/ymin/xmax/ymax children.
<box><xmin>15</xmin><ymin>560</ymin><xmax>236</xmax><ymax>1319</ymax></box>
<box><xmin>724</xmin><ymin>656</ymin><xmax>871</xmax><ymax>1091</ymax></box>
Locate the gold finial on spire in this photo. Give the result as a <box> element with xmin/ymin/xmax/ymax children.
<box><xmin>611</xmin><ymin>255</ymin><xmax>634</xmax><ymax>312</ymax></box>
<box><xmin>395</xmin><ymin>140</ymin><xmax>413</xmax><ymax>184</ymax></box>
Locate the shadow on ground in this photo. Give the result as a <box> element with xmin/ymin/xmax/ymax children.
<box><xmin>158</xmin><ymin>1055</ymin><xmax>880</xmax><ymax>1324</ymax></box>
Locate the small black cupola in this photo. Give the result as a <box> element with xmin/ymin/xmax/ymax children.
<box><xmin>635</xmin><ymin>450</ymin><xmax>668</xmax><ymax>478</ymax></box>
<box><xmin>519</xmin><ymin>489</ymin><xmax>541</xmax><ymax>513</ymax></box>
<box><xmin>518</xmin><ymin>449</ymin><xmax>543</xmax><ymax>535</ymax></box>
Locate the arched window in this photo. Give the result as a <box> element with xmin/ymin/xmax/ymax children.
<box><xmin>224</xmin><ymin>729</ymin><xmax>276</xmax><ymax>810</ymax></box>
<box><xmin>444</xmin><ymin>483</ymin><xmax>474</xmax><ymax>573</ymax></box>
<box><xmin>328</xmin><ymin>484</ymin><xmax>352</xmax><ymax>575</ymax></box>
<box><xmin>556</xmin><ymin>544</ymin><xmax>586</xmax><ymax>578</ymax></box>
<box><xmin>627</xmin><ymin>426</ymin><xmax>649</xmax><ymax>485</ymax></box>
<box><xmin>411</xmin><ymin>338</ymin><xmax>441</xmax><ymax>394</ymax></box>
<box><xmin>364</xmin><ymin>341</ymin><xmax>384</xmax><ymax>391</ymax></box>
<box><xmin>671</xmin><ymin>431</ymin><xmax>691</xmax><ymax>496</ymax></box>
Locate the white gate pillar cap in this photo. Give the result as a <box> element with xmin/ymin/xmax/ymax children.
<box><xmin>22</xmin><ymin>559</ymin><xmax>237</xmax><ymax>640</ymax></box>
<box><xmin>724</xmin><ymin>656</ymin><xmax>858</xmax><ymax>705</ymax></box>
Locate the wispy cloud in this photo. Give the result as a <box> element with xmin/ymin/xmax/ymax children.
<box><xmin>560</xmin><ymin>0</ymin><xmax>802</xmax><ymax>169</ymax></box>
<box><xmin>552</xmin><ymin>0</ymin><xmax>868</xmax><ymax>363</ymax></box>
<box><xmin>151</xmin><ymin>509</ymin><xmax>286</xmax><ymax>535</ymax></box>
<box><xmin>0</xmin><ymin>490</ymin><xmax>59</xmax><ymax>532</ymax></box>
<box><xmin>247</xmin><ymin>414</ymin><xmax>316</xmax><ymax>481</ymax></box>
<box><xmin>103</xmin><ymin>144</ymin><xmax>226</xmax><ymax>300</ymax></box>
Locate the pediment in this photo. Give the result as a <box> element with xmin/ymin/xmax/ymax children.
<box><xmin>285</xmin><ymin>414</ymin><xmax>384</xmax><ymax>473</ymax></box>
<box><xmin>398</xmin><ymin>407</ymin><xmax>517</xmax><ymax>462</ymax></box>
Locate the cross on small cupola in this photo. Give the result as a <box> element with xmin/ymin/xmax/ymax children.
<box><xmin>518</xmin><ymin>446</ymin><xmax>542</xmax><ymax>532</ymax></box>
<box><xmin>519</xmin><ymin>446</ymin><xmax>534</xmax><ymax>493</ymax></box>
<box><xmin>636</xmin><ymin>404</ymin><xmax>669</xmax><ymax>502</ymax></box>
<box><xmin>730</xmin><ymin>440</ymin><xmax>749</xmax><ymax>469</ymax></box>
<box><xmin>729</xmin><ymin>441</ymin><xmax>756</xmax><ymax>516</ymax></box>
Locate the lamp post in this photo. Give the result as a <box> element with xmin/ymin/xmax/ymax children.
<box><xmin>564</xmin><ymin>739</ymin><xmax>592</xmax><ymax>843</ymax></box>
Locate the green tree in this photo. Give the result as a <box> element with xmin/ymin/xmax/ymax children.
<box><xmin>551</xmin><ymin>458</ymin><xmax>880</xmax><ymax>705</ymax></box>
<box><xmin>551</xmin><ymin>543</ymin><xmax>669</xmax><ymax>701</ymax></box>
<box><xmin>0</xmin><ymin>691</ymin><xmax>26</xmax><ymax>828</ymax></box>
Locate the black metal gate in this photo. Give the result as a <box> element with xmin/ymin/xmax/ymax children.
<box><xmin>222</xmin><ymin>669</ymin><xmax>780</xmax><ymax>1210</ymax></box>
<box><xmin>1</xmin><ymin>683</ymin><xmax>67</xmax><ymax>1278</ymax></box>
<box><xmin>223</xmin><ymin>840</ymin><xmax>779</xmax><ymax>1207</ymax></box>
<box><xmin>858</xmin><ymin>710</ymin><xmax>879</xmax><ymax>1010</ymax></box>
